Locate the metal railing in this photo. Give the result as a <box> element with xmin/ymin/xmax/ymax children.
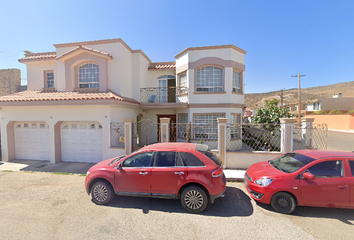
<box><xmin>140</xmin><ymin>87</ymin><xmax>188</xmax><ymax>103</ymax></box>
<box><xmin>110</xmin><ymin>122</ymin><xmax>125</xmax><ymax>148</ymax></box>
<box><xmin>171</xmin><ymin>123</ymin><xmax>218</xmax><ymax>150</ymax></box>
<box><xmin>293</xmin><ymin>123</ymin><xmax>328</xmax><ymax>150</ymax></box>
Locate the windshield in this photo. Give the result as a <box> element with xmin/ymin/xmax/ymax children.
<box><xmin>108</xmin><ymin>155</ymin><xmax>126</xmax><ymax>166</ymax></box>
<box><xmin>270</xmin><ymin>152</ymin><xmax>315</xmax><ymax>173</ymax></box>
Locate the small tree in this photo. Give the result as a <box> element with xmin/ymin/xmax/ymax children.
<box><xmin>253</xmin><ymin>103</ymin><xmax>293</xmax><ymax>125</ymax></box>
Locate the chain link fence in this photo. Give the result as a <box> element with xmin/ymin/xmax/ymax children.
<box><xmin>110</xmin><ymin>122</ymin><xmax>125</xmax><ymax>148</ymax></box>
<box><xmin>293</xmin><ymin>123</ymin><xmax>328</xmax><ymax>150</ymax></box>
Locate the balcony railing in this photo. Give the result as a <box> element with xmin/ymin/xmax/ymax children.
<box><xmin>140</xmin><ymin>87</ymin><xmax>188</xmax><ymax>103</ymax></box>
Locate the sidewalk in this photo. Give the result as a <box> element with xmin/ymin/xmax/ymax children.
<box><xmin>0</xmin><ymin>160</ymin><xmax>246</xmax><ymax>181</ymax></box>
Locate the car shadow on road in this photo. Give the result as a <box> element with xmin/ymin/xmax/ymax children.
<box><xmin>256</xmin><ymin>202</ymin><xmax>354</xmax><ymax>225</ymax></box>
<box><xmin>106</xmin><ymin>186</ymin><xmax>253</xmax><ymax>217</ymax></box>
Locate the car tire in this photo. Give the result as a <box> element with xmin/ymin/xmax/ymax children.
<box><xmin>91</xmin><ymin>181</ymin><xmax>114</xmax><ymax>205</ymax></box>
<box><xmin>181</xmin><ymin>186</ymin><xmax>208</xmax><ymax>213</ymax></box>
<box><xmin>271</xmin><ymin>192</ymin><xmax>296</xmax><ymax>214</ymax></box>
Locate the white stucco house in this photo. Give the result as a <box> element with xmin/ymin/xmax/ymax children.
<box><xmin>0</xmin><ymin>38</ymin><xmax>246</xmax><ymax>164</ymax></box>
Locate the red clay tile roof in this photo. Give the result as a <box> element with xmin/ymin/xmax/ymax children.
<box><xmin>56</xmin><ymin>45</ymin><xmax>113</xmax><ymax>60</ymax></box>
<box><xmin>18</xmin><ymin>52</ymin><xmax>56</xmax><ymax>62</ymax></box>
<box><xmin>148</xmin><ymin>62</ymin><xmax>176</xmax><ymax>70</ymax></box>
<box><xmin>0</xmin><ymin>90</ymin><xmax>139</xmax><ymax>104</ymax></box>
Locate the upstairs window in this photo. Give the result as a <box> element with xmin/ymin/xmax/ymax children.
<box><xmin>196</xmin><ymin>66</ymin><xmax>223</xmax><ymax>92</ymax></box>
<box><xmin>232</xmin><ymin>71</ymin><xmax>242</xmax><ymax>93</ymax></box>
<box><xmin>44</xmin><ymin>70</ymin><xmax>54</xmax><ymax>88</ymax></box>
<box><xmin>79</xmin><ymin>63</ymin><xmax>99</xmax><ymax>88</ymax></box>
<box><xmin>179</xmin><ymin>73</ymin><xmax>188</xmax><ymax>94</ymax></box>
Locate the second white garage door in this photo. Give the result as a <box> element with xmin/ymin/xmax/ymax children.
<box><xmin>61</xmin><ymin>122</ymin><xmax>103</xmax><ymax>163</ymax></box>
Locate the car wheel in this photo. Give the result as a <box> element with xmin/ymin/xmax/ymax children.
<box><xmin>91</xmin><ymin>181</ymin><xmax>114</xmax><ymax>205</ymax></box>
<box><xmin>181</xmin><ymin>186</ymin><xmax>208</xmax><ymax>213</ymax></box>
<box><xmin>271</xmin><ymin>192</ymin><xmax>296</xmax><ymax>214</ymax></box>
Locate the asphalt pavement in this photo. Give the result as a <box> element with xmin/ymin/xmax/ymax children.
<box><xmin>0</xmin><ymin>171</ymin><xmax>353</xmax><ymax>240</ymax></box>
<box><xmin>327</xmin><ymin>130</ymin><xmax>354</xmax><ymax>151</ymax></box>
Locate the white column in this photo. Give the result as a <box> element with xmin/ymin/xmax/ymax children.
<box><xmin>217</xmin><ymin>118</ymin><xmax>227</xmax><ymax>168</ymax></box>
<box><xmin>123</xmin><ymin>118</ymin><xmax>134</xmax><ymax>155</ymax></box>
<box><xmin>302</xmin><ymin>118</ymin><xmax>315</xmax><ymax>149</ymax></box>
<box><xmin>280</xmin><ymin>118</ymin><xmax>296</xmax><ymax>153</ymax></box>
<box><xmin>160</xmin><ymin>118</ymin><xmax>170</xmax><ymax>143</ymax></box>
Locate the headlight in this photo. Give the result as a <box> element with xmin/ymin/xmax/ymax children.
<box><xmin>254</xmin><ymin>178</ymin><xmax>273</xmax><ymax>187</ymax></box>
<box><xmin>86</xmin><ymin>171</ymin><xmax>90</xmax><ymax>176</ymax></box>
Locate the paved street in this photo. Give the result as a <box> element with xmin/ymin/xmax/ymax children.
<box><xmin>327</xmin><ymin>131</ymin><xmax>354</xmax><ymax>151</ymax></box>
<box><xmin>0</xmin><ymin>171</ymin><xmax>353</xmax><ymax>240</ymax></box>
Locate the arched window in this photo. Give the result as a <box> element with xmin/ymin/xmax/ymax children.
<box><xmin>79</xmin><ymin>63</ymin><xmax>99</xmax><ymax>88</ymax></box>
<box><xmin>196</xmin><ymin>66</ymin><xmax>223</xmax><ymax>92</ymax></box>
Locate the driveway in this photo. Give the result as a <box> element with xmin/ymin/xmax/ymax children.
<box><xmin>0</xmin><ymin>172</ymin><xmax>353</xmax><ymax>239</ymax></box>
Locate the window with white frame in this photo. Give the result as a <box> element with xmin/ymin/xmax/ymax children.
<box><xmin>232</xmin><ymin>71</ymin><xmax>241</xmax><ymax>93</ymax></box>
<box><xmin>46</xmin><ymin>71</ymin><xmax>54</xmax><ymax>88</ymax></box>
<box><xmin>79</xmin><ymin>63</ymin><xmax>99</xmax><ymax>88</ymax></box>
<box><xmin>196</xmin><ymin>67</ymin><xmax>223</xmax><ymax>92</ymax></box>
<box><xmin>230</xmin><ymin>113</ymin><xmax>241</xmax><ymax>139</ymax></box>
<box><xmin>194</xmin><ymin>114</ymin><xmax>224</xmax><ymax>139</ymax></box>
<box><xmin>179</xmin><ymin>73</ymin><xmax>188</xmax><ymax>94</ymax></box>
<box><xmin>178</xmin><ymin>114</ymin><xmax>188</xmax><ymax>138</ymax></box>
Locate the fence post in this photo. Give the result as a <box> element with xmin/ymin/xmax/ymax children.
<box><xmin>160</xmin><ymin>118</ymin><xmax>170</xmax><ymax>143</ymax></box>
<box><xmin>186</xmin><ymin>122</ymin><xmax>191</xmax><ymax>143</ymax></box>
<box><xmin>302</xmin><ymin>118</ymin><xmax>314</xmax><ymax>149</ymax></box>
<box><xmin>123</xmin><ymin>118</ymin><xmax>134</xmax><ymax>155</ymax></box>
<box><xmin>217</xmin><ymin>118</ymin><xmax>227</xmax><ymax>168</ymax></box>
<box><xmin>280</xmin><ymin>118</ymin><xmax>296</xmax><ymax>153</ymax></box>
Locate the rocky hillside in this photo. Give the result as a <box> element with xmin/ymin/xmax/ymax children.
<box><xmin>245</xmin><ymin>81</ymin><xmax>354</xmax><ymax>108</ymax></box>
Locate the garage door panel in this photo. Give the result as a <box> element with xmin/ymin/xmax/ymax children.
<box><xmin>61</xmin><ymin>122</ymin><xmax>103</xmax><ymax>163</ymax></box>
<box><xmin>15</xmin><ymin>122</ymin><xmax>50</xmax><ymax>161</ymax></box>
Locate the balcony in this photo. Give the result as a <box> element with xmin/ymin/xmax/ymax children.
<box><xmin>140</xmin><ymin>87</ymin><xmax>188</xmax><ymax>108</ymax></box>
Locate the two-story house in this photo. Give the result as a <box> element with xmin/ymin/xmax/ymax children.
<box><xmin>0</xmin><ymin>38</ymin><xmax>246</xmax><ymax>164</ymax></box>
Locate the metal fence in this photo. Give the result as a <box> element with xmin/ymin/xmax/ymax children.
<box><xmin>237</xmin><ymin>123</ymin><xmax>281</xmax><ymax>152</ymax></box>
<box><xmin>140</xmin><ymin>87</ymin><xmax>188</xmax><ymax>103</ymax></box>
<box><xmin>293</xmin><ymin>123</ymin><xmax>328</xmax><ymax>150</ymax></box>
<box><xmin>171</xmin><ymin>123</ymin><xmax>218</xmax><ymax>150</ymax></box>
<box><xmin>133</xmin><ymin>119</ymin><xmax>160</xmax><ymax>150</ymax></box>
<box><xmin>110</xmin><ymin>122</ymin><xmax>125</xmax><ymax>148</ymax></box>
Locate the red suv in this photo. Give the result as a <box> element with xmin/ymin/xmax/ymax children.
<box><xmin>85</xmin><ymin>143</ymin><xmax>226</xmax><ymax>213</ymax></box>
<box><xmin>245</xmin><ymin>150</ymin><xmax>354</xmax><ymax>214</ymax></box>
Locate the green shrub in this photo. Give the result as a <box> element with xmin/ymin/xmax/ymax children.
<box><xmin>329</xmin><ymin>110</ymin><xmax>343</xmax><ymax>114</ymax></box>
<box><xmin>347</xmin><ymin>110</ymin><xmax>354</xmax><ymax>114</ymax></box>
<box><xmin>313</xmin><ymin>110</ymin><xmax>327</xmax><ymax>114</ymax></box>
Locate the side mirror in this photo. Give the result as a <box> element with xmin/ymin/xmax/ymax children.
<box><xmin>117</xmin><ymin>162</ymin><xmax>123</xmax><ymax>170</ymax></box>
<box><xmin>302</xmin><ymin>172</ymin><xmax>315</xmax><ymax>180</ymax></box>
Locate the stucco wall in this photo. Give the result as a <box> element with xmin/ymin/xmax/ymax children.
<box><xmin>226</xmin><ymin>151</ymin><xmax>282</xmax><ymax>169</ymax></box>
<box><xmin>321</xmin><ymin>98</ymin><xmax>354</xmax><ymax>111</ymax></box>
<box><xmin>0</xmin><ymin>69</ymin><xmax>21</xmax><ymax>96</ymax></box>
<box><xmin>26</xmin><ymin>61</ymin><xmax>57</xmax><ymax>90</ymax></box>
<box><xmin>305</xmin><ymin>113</ymin><xmax>354</xmax><ymax>130</ymax></box>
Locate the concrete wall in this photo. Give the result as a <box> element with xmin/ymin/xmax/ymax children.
<box><xmin>226</xmin><ymin>151</ymin><xmax>282</xmax><ymax>169</ymax></box>
<box><xmin>305</xmin><ymin>113</ymin><xmax>354</xmax><ymax>130</ymax></box>
<box><xmin>0</xmin><ymin>69</ymin><xmax>21</xmax><ymax>96</ymax></box>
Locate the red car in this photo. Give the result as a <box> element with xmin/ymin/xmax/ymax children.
<box><xmin>245</xmin><ymin>150</ymin><xmax>354</xmax><ymax>214</ymax></box>
<box><xmin>85</xmin><ymin>143</ymin><xmax>226</xmax><ymax>213</ymax></box>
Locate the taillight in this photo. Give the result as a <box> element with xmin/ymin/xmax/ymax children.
<box><xmin>212</xmin><ymin>166</ymin><xmax>223</xmax><ymax>178</ymax></box>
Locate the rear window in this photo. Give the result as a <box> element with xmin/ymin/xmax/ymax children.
<box><xmin>179</xmin><ymin>152</ymin><xmax>205</xmax><ymax>167</ymax></box>
<box><xmin>349</xmin><ymin>160</ymin><xmax>354</xmax><ymax>176</ymax></box>
<box><xmin>205</xmin><ymin>151</ymin><xmax>222</xmax><ymax>167</ymax></box>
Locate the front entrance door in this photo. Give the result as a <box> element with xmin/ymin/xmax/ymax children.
<box><xmin>157</xmin><ymin>115</ymin><xmax>177</xmax><ymax>142</ymax></box>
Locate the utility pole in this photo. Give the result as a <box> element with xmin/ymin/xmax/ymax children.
<box><xmin>292</xmin><ymin>73</ymin><xmax>306</xmax><ymax>125</ymax></box>
<box><xmin>278</xmin><ymin>89</ymin><xmax>284</xmax><ymax>107</ymax></box>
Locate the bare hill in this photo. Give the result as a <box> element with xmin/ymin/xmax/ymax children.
<box><xmin>245</xmin><ymin>81</ymin><xmax>354</xmax><ymax>108</ymax></box>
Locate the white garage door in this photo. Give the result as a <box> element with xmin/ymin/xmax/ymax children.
<box><xmin>14</xmin><ymin>122</ymin><xmax>50</xmax><ymax>161</ymax></box>
<box><xmin>61</xmin><ymin>122</ymin><xmax>103</xmax><ymax>163</ymax></box>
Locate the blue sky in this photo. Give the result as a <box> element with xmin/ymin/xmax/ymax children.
<box><xmin>1</xmin><ymin>0</ymin><xmax>354</xmax><ymax>93</ymax></box>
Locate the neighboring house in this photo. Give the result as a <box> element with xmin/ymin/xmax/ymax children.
<box><xmin>306</xmin><ymin>94</ymin><xmax>354</xmax><ymax>112</ymax></box>
<box><xmin>282</xmin><ymin>102</ymin><xmax>306</xmax><ymax>117</ymax></box>
<box><xmin>0</xmin><ymin>69</ymin><xmax>21</xmax><ymax>96</ymax></box>
<box><xmin>0</xmin><ymin>38</ymin><xmax>246</xmax><ymax>164</ymax></box>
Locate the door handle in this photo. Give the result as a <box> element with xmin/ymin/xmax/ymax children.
<box><xmin>139</xmin><ymin>172</ymin><xmax>148</xmax><ymax>175</ymax></box>
<box><xmin>338</xmin><ymin>185</ymin><xmax>348</xmax><ymax>189</ymax></box>
<box><xmin>174</xmin><ymin>172</ymin><xmax>184</xmax><ymax>175</ymax></box>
